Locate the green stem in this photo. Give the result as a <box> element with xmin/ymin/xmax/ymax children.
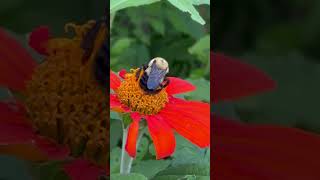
<box><xmin>120</xmin><ymin>125</ymin><xmax>145</xmax><ymax>174</ymax></box>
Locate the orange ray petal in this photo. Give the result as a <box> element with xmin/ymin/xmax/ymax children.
<box><xmin>166</xmin><ymin>77</ymin><xmax>195</xmax><ymax>95</ymax></box>
<box><xmin>214</xmin><ymin>115</ymin><xmax>320</xmax><ymax>179</ymax></box>
<box><xmin>125</xmin><ymin>117</ymin><xmax>140</xmax><ymax>158</ymax></box>
<box><xmin>64</xmin><ymin>158</ymin><xmax>105</xmax><ymax>180</ymax></box>
<box><xmin>146</xmin><ymin>115</ymin><xmax>176</xmax><ymax>159</ymax></box>
<box><xmin>28</xmin><ymin>26</ymin><xmax>50</xmax><ymax>55</ymax></box>
<box><xmin>160</xmin><ymin>97</ymin><xmax>210</xmax><ymax>148</ymax></box>
<box><xmin>0</xmin><ymin>28</ymin><xmax>36</xmax><ymax>91</ymax></box>
<box><xmin>110</xmin><ymin>71</ymin><xmax>121</xmax><ymax>90</ymax></box>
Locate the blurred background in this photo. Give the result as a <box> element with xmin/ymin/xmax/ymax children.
<box><xmin>213</xmin><ymin>0</ymin><xmax>320</xmax><ymax>133</ymax></box>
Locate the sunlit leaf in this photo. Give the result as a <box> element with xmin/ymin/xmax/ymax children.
<box><xmin>167</xmin><ymin>0</ymin><xmax>207</xmax><ymax>25</ymax></box>
<box><xmin>110</xmin><ymin>0</ymin><xmax>160</xmax><ymax>13</ymax></box>
<box><xmin>111</xmin><ymin>173</ymin><xmax>148</xmax><ymax>180</ymax></box>
<box><xmin>132</xmin><ymin>160</ymin><xmax>171</xmax><ymax>179</ymax></box>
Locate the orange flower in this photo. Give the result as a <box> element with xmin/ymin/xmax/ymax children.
<box><xmin>110</xmin><ymin>67</ymin><xmax>210</xmax><ymax>159</ymax></box>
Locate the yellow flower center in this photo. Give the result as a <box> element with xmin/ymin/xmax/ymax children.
<box><xmin>115</xmin><ymin>69</ymin><xmax>169</xmax><ymax>115</ymax></box>
<box><xmin>24</xmin><ymin>20</ymin><xmax>108</xmax><ymax>166</ymax></box>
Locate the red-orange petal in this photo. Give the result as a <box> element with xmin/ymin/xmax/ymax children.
<box><xmin>213</xmin><ymin>115</ymin><xmax>320</xmax><ymax>179</ymax></box>
<box><xmin>110</xmin><ymin>71</ymin><xmax>121</xmax><ymax>90</ymax></box>
<box><xmin>64</xmin><ymin>159</ymin><xmax>105</xmax><ymax>180</ymax></box>
<box><xmin>146</xmin><ymin>115</ymin><xmax>176</xmax><ymax>159</ymax></box>
<box><xmin>33</xmin><ymin>136</ymin><xmax>70</xmax><ymax>160</ymax></box>
<box><xmin>165</xmin><ymin>77</ymin><xmax>196</xmax><ymax>95</ymax></box>
<box><xmin>110</xmin><ymin>94</ymin><xmax>128</xmax><ymax>113</ymax></box>
<box><xmin>0</xmin><ymin>28</ymin><xmax>37</xmax><ymax>91</ymax></box>
<box><xmin>28</xmin><ymin>26</ymin><xmax>50</xmax><ymax>55</ymax></box>
<box><xmin>212</xmin><ymin>52</ymin><xmax>276</xmax><ymax>103</ymax></box>
<box><xmin>125</xmin><ymin>117</ymin><xmax>140</xmax><ymax>157</ymax></box>
<box><xmin>119</xmin><ymin>69</ymin><xmax>127</xmax><ymax>79</ymax></box>
<box><xmin>0</xmin><ymin>102</ymin><xmax>35</xmax><ymax>144</ymax></box>
<box><xmin>160</xmin><ymin>97</ymin><xmax>210</xmax><ymax>148</ymax></box>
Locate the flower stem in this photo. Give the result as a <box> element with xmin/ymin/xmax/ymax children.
<box><xmin>120</xmin><ymin>127</ymin><xmax>133</xmax><ymax>174</ymax></box>
<box><xmin>120</xmin><ymin>125</ymin><xmax>145</xmax><ymax>174</ymax></box>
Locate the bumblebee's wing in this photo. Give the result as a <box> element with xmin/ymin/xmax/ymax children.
<box><xmin>147</xmin><ymin>63</ymin><xmax>167</xmax><ymax>90</ymax></box>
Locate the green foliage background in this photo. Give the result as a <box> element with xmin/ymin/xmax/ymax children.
<box><xmin>214</xmin><ymin>0</ymin><xmax>320</xmax><ymax>133</ymax></box>
<box><xmin>110</xmin><ymin>1</ymin><xmax>210</xmax><ymax>179</ymax></box>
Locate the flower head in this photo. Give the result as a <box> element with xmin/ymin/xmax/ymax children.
<box><xmin>0</xmin><ymin>19</ymin><xmax>108</xmax><ymax>179</ymax></box>
<box><xmin>110</xmin><ymin>58</ymin><xmax>210</xmax><ymax>159</ymax></box>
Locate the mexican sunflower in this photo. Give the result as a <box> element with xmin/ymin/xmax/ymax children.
<box><xmin>212</xmin><ymin>52</ymin><xmax>320</xmax><ymax>179</ymax></box>
<box><xmin>110</xmin><ymin>62</ymin><xmax>210</xmax><ymax>159</ymax></box>
<box><xmin>0</xmin><ymin>21</ymin><xmax>108</xmax><ymax>179</ymax></box>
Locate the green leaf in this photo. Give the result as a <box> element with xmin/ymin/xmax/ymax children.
<box><xmin>110</xmin><ymin>120</ymin><xmax>123</xmax><ymax>149</ymax></box>
<box><xmin>149</xmin><ymin>19</ymin><xmax>165</xmax><ymax>35</ymax></box>
<box><xmin>153</xmin><ymin>164</ymin><xmax>210</xmax><ymax>179</ymax></box>
<box><xmin>188</xmin><ymin>35</ymin><xmax>210</xmax><ymax>63</ymax></box>
<box><xmin>0</xmin><ymin>155</ymin><xmax>33</xmax><ymax>180</ymax></box>
<box><xmin>184</xmin><ymin>78</ymin><xmax>210</xmax><ymax>102</ymax></box>
<box><xmin>171</xmin><ymin>134</ymin><xmax>209</xmax><ymax>166</ymax></box>
<box><xmin>111</xmin><ymin>38</ymin><xmax>134</xmax><ymax>55</ymax></box>
<box><xmin>167</xmin><ymin>0</ymin><xmax>207</xmax><ymax>25</ymax></box>
<box><xmin>166</xmin><ymin>5</ymin><xmax>205</xmax><ymax>39</ymax></box>
<box><xmin>110</xmin><ymin>0</ymin><xmax>160</xmax><ymax>13</ymax></box>
<box><xmin>135</xmin><ymin>136</ymin><xmax>149</xmax><ymax>161</ymax></box>
<box><xmin>111</xmin><ymin>173</ymin><xmax>148</xmax><ymax>180</ymax></box>
<box><xmin>191</xmin><ymin>0</ymin><xmax>210</xmax><ymax>5</ymax></box>
<box><xmin>132</xmin><ymin>160</ymin><xmax>171</xmax><ymax>179</ymax></box>
<box><xmin>110</xmin><ymin>147</ymin><xmax>122</xmax><ymax>174</ymax></box>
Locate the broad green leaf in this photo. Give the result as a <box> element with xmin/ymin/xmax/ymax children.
<box><xmin>184</xmin><ymin>78</ymin><xmax>210</xmax><ymax>102</ymax></box>
<box><xmin>153</xmin><ymin>164</ymin><xmax>210</xmax><ymax>179</ymax></box>
<box><xmin>132</xmin><ymin>160</ymin><xmax>171</xmax><ymax>179</ymax></box>
<box><xmin>0</xmin><ymin>155</ymin><xmax>33</xmax><ymax>180</ymax></box>
<box><xmin>166</xmin><ymin>4</ymin><xmax>205</xmax><ymax>39</ymax></box>
<box><xmin>188</xmin><ymin>35</ymin><xmax>210</xmax><ymax>63</ymax></box>
<box><xmin>110</xmin><ymin>120</ymin><xmax>123</xmax><ymax>149</ymax></box>
<box><xmin>167</xmin><ymin>0</ymin><xmax>207</xmax><ymax>25</ymax></box>
<box><xmin>111</xmin><ymin>38</ymin><xmax>134</xmax><ymax>55</ymax></box>
<box><xmin>191</xmin><ymin>0</ymin><xmax>210</xmax><ymax>5</ymax></box>
<box><xmin>111</xmin><ymin>173</ymin><xmax>148</xmax><ymax>180</ymax></box>
<box><xmin>171</xmin><ymin>134</ymin><xmax>209</xmax><ymax>166</ymax></box>
<box><xmin>135</xmin><ymin>136</ymin><xmax>149</xmax><ymax>161</ymax></box>
<box><xmin>110</xmin><ymin>147</ymin><xmax>122</xmax><ymax>174</ymax></box>
<box><xmin>110</xmin><ymin>0</ymin><xmax>160</xmax><ymax>13</ymax></box>
<box><xmin>149</xmin><ymin>19</ymin><xmax>165</xmax><ymax>35</ymax></box>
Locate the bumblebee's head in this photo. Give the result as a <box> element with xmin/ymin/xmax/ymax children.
<box><xmin>145</xmin><ymin>57</ymin><xmax>169</xmax><ymax>75</ymax></box>
<box><xmin>143</xmin><ymin>57</ymin><xmax>169</xmax><ymax>91</ymax></box>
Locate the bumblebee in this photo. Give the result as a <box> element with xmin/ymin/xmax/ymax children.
<box><xmin>81</xmin><ymin>16</ymin><xmax>108</xmax><ymax>88</ymax></box>
<box><xmin>137</xmin><ymin>57</ymin><xmax>170</xmax><ymax>94</ymax></box>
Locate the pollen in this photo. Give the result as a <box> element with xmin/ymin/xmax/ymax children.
<box><xmin>24</xmin><ymin>20</ymin><xmax>108</xmax><ymax>166</ymax></box>
<box><xmin>116</xmin><ymin>69</ymin><xmax>169</xmax><ymax>115</ymax></box>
